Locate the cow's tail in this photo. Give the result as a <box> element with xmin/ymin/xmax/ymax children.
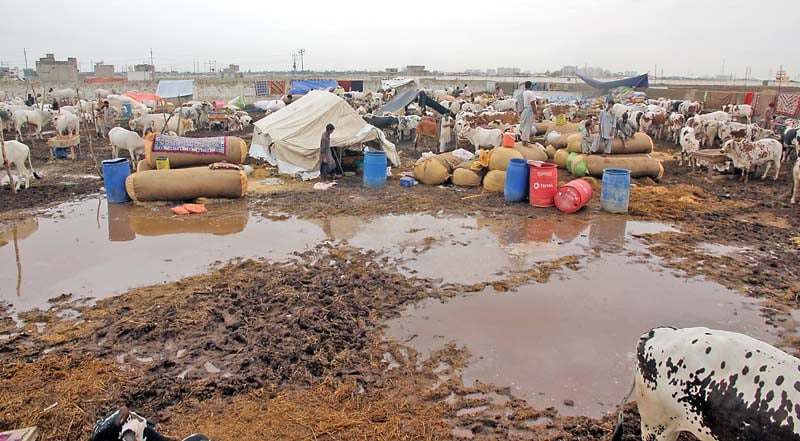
<box><xmin>27</xmin><ymin>149</ymin><xmax>41</xmax><ymax>180</ymax></box>
<box><xmin>611</xmin><ymin>376</ymin><xmax>636</xmax><ymax>441</ymax></box>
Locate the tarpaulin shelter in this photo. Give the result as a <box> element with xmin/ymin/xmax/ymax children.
<box><xmin>156</xmin><ymin>80</ymin><xmax>194</xmax><ymax>98</ymax></box>
<box><xmin>290</xmin><ymin>80</ymin><xmax>338</xmax><ymax>95</ymax></box>
<box><xmin>378</xmin><ymin>90</ymin><xmax>452</xmax><ymax>116</ymax></box>
<box><xmin>122</xmin><ymin>92</ymin><xmax>161</xmax><ymax>103</ymax></box>
<box><xmin>577</xmin><ymin>73</ymin><xmax>649</xmax><ymax>89</ymax></box>
<box><xmin>249</xmin><ymin>90</ymin><xmax>399</xmax><ymax>179</ymax></box>
<box><xmin>381</xmin><ymin>78</ymin><xmax>417</xmax><ymax>93</ymax></box>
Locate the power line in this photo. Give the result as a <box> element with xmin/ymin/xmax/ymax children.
<box><xmin>298</xmin><ymin>48</ymin><xmax>306</xmax><ymax>72</ymax></box>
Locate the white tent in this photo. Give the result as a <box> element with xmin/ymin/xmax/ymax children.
<box><xmin>249</xmin><ymin>90</ymin><xmax>399</xmax><ymax>179</ymax></box>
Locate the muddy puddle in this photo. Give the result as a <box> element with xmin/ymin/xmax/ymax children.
<box><xmin>385</xmin><ymin>253</ymin><xmax>777</xmax><ymax>418</ymax></box>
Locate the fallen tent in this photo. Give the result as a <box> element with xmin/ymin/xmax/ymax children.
<box><xmin>249</xmin><ymin>90</ymin><xmax>399</xmax><ymax>179</ymax></box>
<box><xmin>378</xmin><ymin>89</ymin><xmax>452</xmax><ymax>116</ymax></box>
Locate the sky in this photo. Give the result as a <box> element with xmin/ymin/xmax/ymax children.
<box><xmin>0</xmin><ymin>0</ymin><xmax>796</xmax><ymax>80</ymax></box>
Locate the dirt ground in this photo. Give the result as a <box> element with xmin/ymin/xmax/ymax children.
<box><xmin>0</xmin><ymin>124</ymin><xmax>798</xmax><ymax>440</ymax></box>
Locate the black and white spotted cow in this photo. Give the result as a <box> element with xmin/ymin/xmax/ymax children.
<box><xmin>612</xmin><ymin>327</ymin><xmax>800</xmax><ymax>441</ymax></box>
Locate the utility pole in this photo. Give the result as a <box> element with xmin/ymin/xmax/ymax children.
<box><xmin>292</xmin><ymin>53</ymin><xmax>297</xmax><ymax>72</ymax></box>
<box><xmin>150</xmin><ymin>48</ymin><xmax>154</xmax><ymax>67</ymax></box>
<box><xmin>298</xmin><ymin>48</ymin><xmax>306</xmax><ymax>73</ymax></box>
<box><xmin>23</xmin><ymin>49</ymin><xmax>28</xmax><ymax>70</ymax></box>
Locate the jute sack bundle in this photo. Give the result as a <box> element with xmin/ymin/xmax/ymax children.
<box><xmin>569</xmin><ymin>154</ymin><xmax>664</xmax><ymax>180</ymax></box>
<box><xmin>533</xmin><ymin>122</ymin><xmax>551</xmax><ymax>135</ymax></box>
<box><xmin>483</xmin><ymin>170</ymin><xmax>506</xmax><ymax>192</ymax></box>
<box><xmin>549</xmin><ymin>133</ymin><xmax>573</xmax><ymax>149</ymax></box>
<box><xmin>544</xmin><ymin>121</ymin><xmax>580</xmax><ymax>138</ymax></box>
<box><xmin>137</xmin><ymin>159</ymin><xmax>154</xmax><ymax>172</ymax></box>
<box><xmin>125</xmin><ymin>167</ymin><xmax>248</xmax><ymax>203</ymax></box>
<box><xmin>566</xmin><ymin>132</ymin><xmax>653</xmax><ymax>154</ymax></box>
<box><xmin>554</xmin><ymin>148</ymin><xmax>571</xmax><ymax>169</ymax></box>
<box><xmin>144</xmin><ymin>133</ymin><xmax>247</xmax><ymax>169</ymax></box>
<box><xmin>488</xmin><ymin>148</ymin><xmax>524</xmax><ymax>171</ymax></box>
<box><xmin>545</xmin><ymin>144</ymin><xmax>557</xmax><ymax>159</ymax></box>
<box><xmin>412</xmin><ymin>152</ymin><xmax>463</xmax><ymax>185</ymax></box>
<box><xmin>513</xmin><ymin>143</ymin><xmax>548</xmax><ymax>162</ymax></box>
<box><xmin>452</xmin><ymin>168</ymin><xmax>483</xmax><ymax>187</ymax></box>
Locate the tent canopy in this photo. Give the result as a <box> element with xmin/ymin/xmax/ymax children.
<box><xmin>251</xmin><ymin>90</ymin><xmax>398</xmax><ymax>175</ymax></box>
<box><xmin>381</xmin><ymin>78</ymin><xmax>416</xmax><ymax>90</ymax></box>
<box><xmin>378</xmin><ymin>89</ymin><xmax>452</xmax><ymax>116</ymax></box>
<box><xmin>123</xmin><ymin>92</ymin><xmax>161</xmax><ymax>103</ymax></box>
<box><xmin>290</xmin><ymin>80</ymin><xmax>338</xmax><ymax>95</ymax></box>
<box><xmin>156</xmin><ymin>80</ymin><xmax>194</xmax><ymax>98</ymax></box>
<box><xmin>577</xmin><ymin>73</ymin><xmax>649</xmax><ymax>90</ymax></box>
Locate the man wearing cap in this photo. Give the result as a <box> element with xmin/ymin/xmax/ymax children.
<box><xmin>592</xmin><ymin>99</ymin><xmax>615</xmax><ymax>156</ymax></box>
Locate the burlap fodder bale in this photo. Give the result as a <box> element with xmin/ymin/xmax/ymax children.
<box><xmin>483</xmin><ymin>170</ymin><xmax>506</xmax><ymax>192</ymax></box>
<box><xmin>544</xmin><ymin>121</ymin><xmax>580</xmax><ymax>138</ymax></box>
<box><xmin>545</xmin><ymin>144</ymin><xmax>557</xmax><ymax>159</ymax></box>
<box><xmin>513</xmin><ymin>143</ymin><xmax>548</xmax><ymax>162</ymax></box>
<box><xmin>554</xmin><ymin>148</ymin><xmax>570</xmax><ymax>169</ymax></box>
<box><xmin>533</xmin><ymin>122</ymin><xmax>551</xmax><ymax>135</ymax></box>
<box><xmin>436</xmin><ymin>152</ymin><xmax>463</xmax><ymax>171</ymax></box>
<box><xmin>137</xmin><ymin>159</ymin><xmax>154</xmax><ymax>172</ymax></box>
<box><xmin>413</xmin><ymin>158</ymin><xmax>451</xmax><ymax>185</ymax></box>
<box><xmin>572</xmin><ymin>154</ymin><xmax>664</xmax><ymax>180</ymax></box>
<box><xmin>566</xmin><ymin>132</ymin><xmax>653</xmax><ymax>154</ymax></box>
<box><xmin>566</xmin><ymin>133</ymin><xmax>583</xmax><ymax>152</ymax></box>
<box><xmin>488</xmin><ymin>148</ymin><xmax>524</xmax><ymax>171</ymax></box>
<box><xmin>144</xmin><ymin>134</ymin><xmax>247</xmax><ymax>168</ymax></box>
<box><xmin>550</xmin><ymin>134</ymin><xmax>573</xmax><ymax>149</ymax></box>
<box><xmin>452</xmin><ymin>168</ymin><xmax>483</xmax><ymax>187</ymax></box>
<box><xmin>125</xmin><ymin>167</ymin><xmax>248</xmax><ymax>203</ymax></box>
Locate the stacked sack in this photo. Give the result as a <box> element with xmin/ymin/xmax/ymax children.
<box><xmin>550</xmin><ymin>130</ymin><xmax>663</xmax><ymax>180</ymax></box>
<box><xmin>480</xmin><ymin>144</ymin><xmax>547</xmax><ymax>192</ymax></box>
<box><xmin>126</xmin><ymin>133</ymin><xmax>249</xmax><ymax>203</ymax></box>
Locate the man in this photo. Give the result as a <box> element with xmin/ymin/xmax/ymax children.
<box><xmin>25</xmin><ymin>94</ymin><xmax>34</xmax><ymax>106</ymax></box>
<box><xmin>762</xmin><ymin>102</ymin><xmax>775</xmax><ymax>130</ymax></box>
<box><xmin>96</xmin><ymin>100</ymin><xmax>113</xmax><ymax>139</ymax></box>
<box><xmin>463</xmin><ymin>84</ymin><xmax>472</xmax><ymax>97</ymax></box>
<box><xmin>592</xmin><ymin>99</ymin><xmax>615</xmax><ymax>156</ymax></box>
<box><xmin>282</xmin><ymin>94</ymin><xmax>294</xmax><ymax>105</ymax></box>
<box><xmin>616</xmin><ymin>112</ymin><xmax>635</xmax><ymax>148</ymax></box>
<box><xmin>494</xmin><ymin>86</ymin><xmax>504</xmax><ymax>98</ymax></box>
<box><xmin>519</xmin><ymin>81</ymin><xmax>537</xmax><ymax>146</ymax></box>
<box><xmin>319</xmin><ymin>123</ymin><xmax>336</xmax><ymax>182</ymax></box>
<box><xmin>580</xmin><ymin>119</ymin><xmax>594</xmax><ymax>154</ymax></box>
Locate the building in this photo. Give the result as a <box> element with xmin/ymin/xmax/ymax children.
<box><xmin>485</xmin><ymin>68</ymin><xmax>497</xmax><ymax>76</ymax></box>
<box><xmin>559</xmin><ymin>65</ymin><xmax>578</xmax><ymax>76</ymax></box>
<box><xmin>222</xmin><ymin>64</ymin><xmax>242</xmax><ymax>78</ymax></box>
<box><xmin>465</xmin><ymin>69</ymin><xmax>483</xmax><ymax>75</ymax></box>
<box><xmin>128</xmin><ymin>64</ymin><xmax>154</xmax><ymax>81</ymax></box>
<box><xmin>94</xmin><ymin>63</ymin><xmax>115</xmax><ymax>78</ymax></box>
<box><xmin>35</xmin><ymin>53</ymin><xmax>79</xmax><ymax>82</ymax></box>
<box><xmin>385</xmin><ymin>67</ymin><xmax>399</xmax><ymax>74</ymax></box>
<box><xmin>497</xmin><ymin>67</ymin><xmax>521</xmax><ymax>76</ymax></box>
<box><xmin>404</xmin><ymin>65</ymin><xmax>428</xmax><ymax>76</ymax></box>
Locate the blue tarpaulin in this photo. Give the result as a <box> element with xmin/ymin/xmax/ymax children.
<box><xmin>156</xmin><ymin>80</ymin><xmax>194</xmax><ymax>98</ymax></box>
<box><xmin>290</xmin><ymin>80</ymin><xmax>339</xmax><ymax>95</ymax></box>
<box><xmin>576</xmin><ymin>73</ymin><xmax>649</xmax><ymax>90</ymax></box>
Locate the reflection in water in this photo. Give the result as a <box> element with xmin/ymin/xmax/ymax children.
<box><xmin>0</xmin><ymin>218</ymin><xmax>39</xmax><ymax>297</ymax></box>
<box><xmin>106</xmin><ymin>200</ymin><xmax>249</xmax><ymax>241</ymax></box>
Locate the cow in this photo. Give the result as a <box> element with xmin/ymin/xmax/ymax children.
<box><xmin>253</xmin><ymin>99</ymin><xmax>286</xmax><ymax>113</ymax></box>
<box><xmin>721</xmin><ymin>138</ymin><xmax>782</xmax><ymax>182</ymax></box>
<box><xmin>667</xmin><ymin>112</ymin><xmax>685</xmax><ymax>144</ymax></box>
<box><xmin>722</xmin><ymin>103</ymin><xmax>753</xmax><ymax>122</ymax></box>
<box><xmin>700</xmin><ymin>120</ymin><xmax>722</xmax><ymax>147</ymax></box>
<box><xmin>129</xmin><ymin>113</ymin><xmax>193</xmax><ymax>136</ymax></box>
<box><xmin>13</xmin><ymin>108</ymin><xmax>53</xmax><ymax>140</ymax></box>
<box><xmin>95</xmin><ymin>88</ymin><xmax>112</xmax><ymax>99</ymax></box>
<box><xmin>491</xmin><ymin>98</ymin><xmax>517</xmax><ymax>112</ymax></box>
<box><xmin>612</xmin><ymin>327</ymin><xmax>800</xmax><ymax>441</ymax></box>
<box><xmin>108</xmin><ymin>127</ymin><xmax>145</xmax><ymax>163</ymax></box>
<box><xmin>454</xmin><ymin>119</ymin><xmax>503</xmax><ymax>150</ymax></box>
<box><xmin>679</xmin><ymin>100</ymin><xmax>702</xmax><ymax>116</ymax></box>
<box><xmin>0</xmin><ymin>140</ymin><xmax>40</xmax><ymax>190</ymax></box>
<box><xmin>717</xmin><ymin>121</ymin><xmax>750</xmax><ymax>143</ymax></box>
<box><xmin>55</xmin><ymin>111</ymin><xmax>80</xmax><ymax>136</ymax></box>
<box><xmin>414</xmin><ymin>116</ymin><xmax>439</xmax><ymax>150</ymax></box>
<box><xmin>397</xmin><ymin>115</ymin><xmax>421</xmax><ymax>142</ymax></box>
<box><xmin>363</xmin><ymin>115</ymin><xmax>399</xmax><ymax>139</ymax></box>
<box><xmin>791</xmin><ymin>158</ymin><xmax>800</xmax><ymax>203</ymax></box>
<box><xmin>50</xmin><ymin>88</ymin><xmax>81</xmax><ymax>104</ymax></box>
<box><xmin>679</xmin><ymin>126</ymin><xmax>700</xmax><ymax>166</ymax></box>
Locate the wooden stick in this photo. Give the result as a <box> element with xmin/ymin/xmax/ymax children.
<box><xmin>13</xmin><ymin>228</ymin><xmax>21</xmax><ymax>296</ymax></box>
<box><xmin>0</xmin><ymin>128</ymin><xmax>16</xmax><ymax>193</ymax></box>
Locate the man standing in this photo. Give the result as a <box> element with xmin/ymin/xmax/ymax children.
<box><xmin>494</xmin><ymin>85</ymin><xmax>504</xmax><ymax>98</ymax></box>
<box><xmin>519</xmin><ymin>81</ymin><xmax>537</xmax><ymax>146</ymax></box>
<box><xmin>592</xmin><ymin>99</ymin><xmax>615</xmax><ymax>156</ymax></box>
<box><xmin>462</xmin><ymin>84</ymin><xmax>472</xmax><ymax>98</ymax></box>
<box><xmin>319</xmin><ymin>123</ymin><xmax>336</xmax><ymax>182</ymax></box>
<box><xmin>762</xmin><ymin>102</ymin><xmax>775</xmax><ymax>130</ymax></box>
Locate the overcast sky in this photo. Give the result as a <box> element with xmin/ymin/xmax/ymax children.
<box><xmin>0</xmin><ymin>0</ymin><xmax>796</xmax><ymax>80</ymax></box>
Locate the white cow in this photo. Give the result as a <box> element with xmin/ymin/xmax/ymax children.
<box><xmin>55</xmin><ymin>112</ymin><xmax>80</xmax><ymax>136</ymax></box>
<box><xmin>13</xmin><ymin>109</ymin><xmax>53</xmax><ymax>140</ymax></box>
<box><xmin>129</xmin><ymin>113</ymin><xmax>193</xmax><ymax>136</ymax></box>
<box><xmin>492</xmin><ymin>99</ymin><xmax>517</xmax><ymax>112</ymax></box>
<box><xmin>679</xmin><ymin>126</ymin><xmax>700</xmax><ymax>166</ymax></box>
<box><xmin>612</xmin><ymin>327</ymin><xmax>800</xmax><ymax>441</ymax></box>
<box><xmin>95</xmin><ymin>88</ymin><xmax>112</xmax><ymax>99</ymax></box>
<box><xmin>253</xmin><ymin>100</ymin><xmax>286</xmax><ymax>113</ymax></box>
<box><xmin>455</xmin><ymin>120</ymin><xmax>503</xmax><ymax>150</ymax></box>
<box><xmin>76</xmin><ymin>100</ymin><xmax>95</xmax><ymax>123</ymax></box>
<box><xmin>108</xmin><ymin>127</ymin><xmax>145</xmax><ymax>162</ymax></box>
<box><xmin>51</xmin><ymin>88</ymin><xmax>80</xmax><ymax>103</ymax></box>
<box><xmin>700</xmin><ymin>120</ymin><xmax>722</xmax><ymax>147</ymax></box>
<box><xmin>0</xmin><ymin>140</ymin><xmax>39</xmax><ymax>190</ymax></box>
<box><xmin>791</xmin><ymin>158</ymin><xmax>800</xmax><ymax>203</ymax></box>
<box><xmin>722</xmin><ymin>103</ymin><xmax>753</xmax><ymax>122</ymax></box>
<box><xmin>721</xmin><ymin>138</ymin><xmax>782</xmax><ymax>182</ymax></box>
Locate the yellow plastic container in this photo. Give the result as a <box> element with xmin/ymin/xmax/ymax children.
<box><xmin>155</xmin><ymin>156</ymin><xmax>170</xmax><ymax>170</ymax></box>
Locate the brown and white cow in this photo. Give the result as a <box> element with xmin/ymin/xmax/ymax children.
<box><xmin>679</xmin><ymin>126</ymin><xmax>700</xmax><ymax>166</ymax></box>
<box><xmin>612</xmin><ymin>327</ymin><xmax>800</xmax><ymax>441</ymax></box>
<box><xmin>721</xmin><ymin>138</ymin><xmax>782</xmax><ymax>182</ymax></box>
<box><xmin>667</xmin><ymin>112</ymin><xmax>685</xmax><ymax>144</ymax></box>
<box><xmin>722</xmin><ymin>103</ymin><xmax>753</xmax><ymax>122</ymax></box>
<box><xmin>679</xmin><ymin>100</ymin><xmax>702</xmax><ymax>116</ymax></box>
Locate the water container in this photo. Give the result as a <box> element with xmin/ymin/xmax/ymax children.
<box><xmin>502</xmin><ymin>131</ymin><xmax>515</xmax><ymax>147</ymax></box>
<box><xmin>601</xmin><ymin>168</ymin><xmax>631</xmax><ymax>213</ymax></box>
<box><xmin>363</xmin><ymin>150</ymin><xmax>387</xmax><ymax>188</ymax></box>
<box><xmin>504</xmin><ymin>158</ymin><xmax>529</xmax><ymax>202</ymax></box>
<box><xmin>555</xmin><ymin>178</ymin><xmax>593</xmax><ymax>213</ymax></box>
<box><xmin>102</xmin><ymin>158</ymin><xmax>131</xmax><ymax>203</ymax></box>
<box><xmin>528</xmin><ymin>161</ymin><xmax>558</xmax><ymax>207</ymax></box>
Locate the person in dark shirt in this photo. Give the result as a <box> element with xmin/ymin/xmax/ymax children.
<box><xmin>319</xmin><ymin>124</ymin><xmax>336</xmax><ymax>182</ymax></box>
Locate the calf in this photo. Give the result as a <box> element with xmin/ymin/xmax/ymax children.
<box><xmin>722</xmin><ymin>103</ymin><xmax>753</xmax><ymax>122</ymax></box>
<box><xmin>0</xmin><ymin>140</ymin><xmax>40</xmax><ymax>190</ymax></box>
<box><xmin>701</xmin><ymin>120</ymin><xmax>722</xmax><ymax>147</ymax></box>
<box><xmin>668</xmin><ymin>112</ymin><xmax>685</xmax><ymax>144</ymax></box>
<box><xmin>55</xmin><ymin>112</ymin><xmax>80</xmax><ymax>136</ymax></box>
<box><xmin>108</xmin><ymin>127</ymin><xmax>145</xmax><ymax>163</ymax></box>
<box><xmin>721</xmin><ymin>138</ymin><xmax>782</xmax><ymax>182</ymax></box>
<box><xmin>783</xmin><ymin>128</ymin><xmax>799</xmax><ymax>163</ymax></box>
<box><xmin>679</xmin><ymin>126</ymin><xmax>700</xmax><ymax>166</ymax></box>
<box><xmin>613</xmin><ymin>327</ymin><xmax>800</xmax><ymax>441</ymax></box>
